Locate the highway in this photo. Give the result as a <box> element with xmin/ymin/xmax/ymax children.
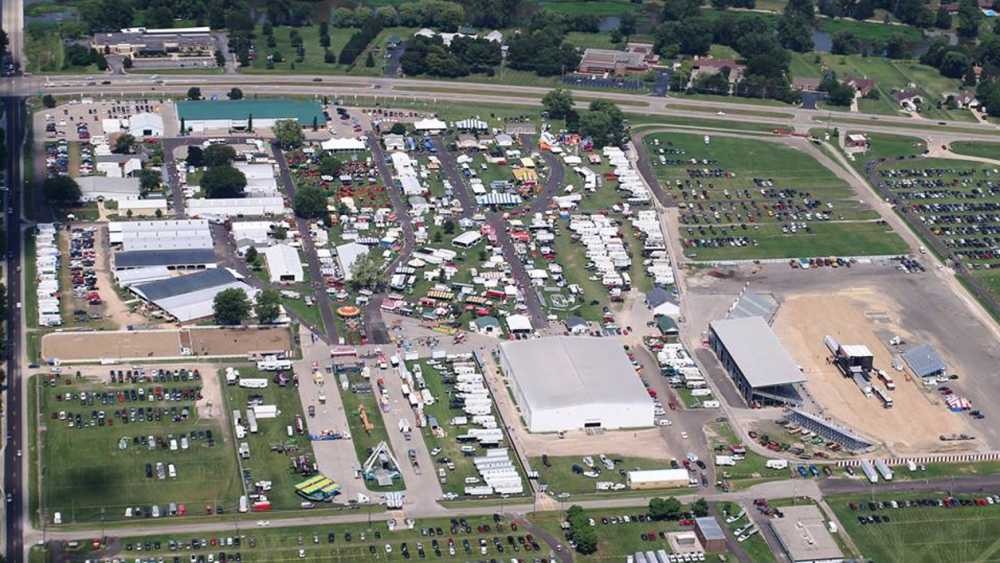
<box><xmin>3</xmin><ymin>96</ymin><xmax>25</xmax><ymax>563</ymax></box>
<box><xmin>12</xmin><ymin>73</ymin><xmax>1000</xmax><ymax>144</ymax></box>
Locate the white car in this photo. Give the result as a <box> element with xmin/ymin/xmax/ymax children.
<box><xmin>680</xmin><ymin>432</ymin><xmax>689</xmax><ymax>439</ymax></box>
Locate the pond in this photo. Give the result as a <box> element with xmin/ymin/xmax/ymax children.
<box><xmin>598</xmin><ymin>16</ymin><xmax>621</xmax><ymax>33</ymax></box>
<box><xmin>812</xmin><ymin>30</ymin><xmax>832</xmax><ymax>53</ymax></box>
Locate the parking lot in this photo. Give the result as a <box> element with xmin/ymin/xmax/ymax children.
<box><xmin>641</xmin><ymin>132</ymin><xmax>905</xmax><ymax>260</ymax></box>
<box><xmin>36</xmin><ymin>365</ymin><xmax>239</xmax><ymax>524</ymax></box>
<box><xmin>832</xmin><ymin>491</ymin><xmax>1000</xmax><ymax>563</ymax></box>
<box><xmin>37</xmin><ymin>99</ymin><xmax>169</xmax><ymax>142</ymax></box>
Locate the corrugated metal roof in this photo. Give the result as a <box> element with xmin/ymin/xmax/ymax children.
<box><xmin>695</xmin><ymin>517</ymin><xmax>726</xmax><ymax>541</ymax></box>
<box><xmin>177</xmin><ymin>100</ymin><xmax>325</xmax><ymax>124</ymax></box>
<box><xmin>115</xmin><ymin>248</ymin><xmax>217</xmax><ymax>269</ymax></box>
<box><xmin>132</xmin><ymin>268</ymin><xmax>237</xmax><ymax>301</ymax></box>
<box><xmin>902</xmin><ymin>344</ymin><xmax>946</xmax><ymax>377</ymax></box>
<box><xmin>710</xmin><ymin>316</ymin><xmax>805</xmax><ymax>388</ymax></box>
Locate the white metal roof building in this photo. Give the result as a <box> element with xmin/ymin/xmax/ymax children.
<box><xmin>131</xmin><ymin>268</ymin><xmax>256</xmax><ymax>322</ymax></box>
<box><xmin>336</xmin><ymin>241</ymin><xmax>369</xmax><ymax>281</ymax></box>
<box><xmin>321</xmin><ymin>137</ymin><xmax>367</xmax><ymax>152</ymax></box>
<box><xmin>109</xmin><ymin>219</ymin><xmax>213</xmax><ymax>251</ymax></box>
<box><xmin>626</xmin><ymin>469</ymin><xmax>690</xmax><ymax>490</ymax></box>
<box><xmin>263</xmin><ymin>244</ymin><xmax>304</xmax><ymax>283</ymax></box>
<box><xmin>770</xmin><ymin>505</ymin><xmax>843</xmax><ymax>563</ymax></box>
<box><xmin>129</xmin><ymin>112</ymin><xmax>164</xmax><ymax>137</ymax></box>
<box><xmin>234</xmin><ymin>162</ymin><xmax>279</xmax><ymax>196</ymax></box>
<box><xmin>708</xmin><ymin>316</ymin><xmax>805</xmax><ymax>406</ymax></box>
<box><xmin>186</xmin><ymin>197</ymin><xmax>287</xmax><ymax>218</ymax></box>
<box><xmin>498</xmin><ymin>336</ymin><xmax>655</xmax><ymax>433</ymax></box>
<box><xmin>76</xmin><ymin>176</ymin><xmax>142</xmax><ymax>201</ymax></box>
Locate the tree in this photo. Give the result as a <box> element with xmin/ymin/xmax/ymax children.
<box><xmin>213</xmin><ymin>288</ymin><xmax>251</xmax><ymax>325</ymax></box>
<box><xmin>228</xmin><ymin>87</ymin><xmax>243</xmax><ymax>100</ymax></box>
<box><xmin>138</xmin><ymin>169</ymin><xmax>161</xmax><ymax>194</ymax></box>
<box><xmin>691</xmin><ymin>498</ymin><xmax>710</xmax><ymax>517</ymax></box>
<box><xmin>784</xmin><ymin>0</ymin><xmax>815</xmax><ymax>23</ymax></box>
<box><xmin>254</xmin><ymin>288</ymin><xmax>282</xmax><ymax>324</ymax></box>
<box><xmin>662</xmin><ymin>0</ymin><xmax>701</xmax><ymax>21</ymax></box>
<box><xmin>389</xmin><ymin>122</ymin><xmax>407</xmax><ymax>135</ymax></box>
<box><xmin>579</xmin><ymin>100</ymin><xmax>626</xmax><ymax>148</ymax></box>
<box><xmin>885</xmin><ymin>34</ymin><xmax>908</xmax><ymax>59</ymax></box>
<box><xmin>42</xmin><ymin>94</ymin><xmax>56</xmax><ymax>108</ymax></box>
<box><xmin>186</xmin><ymin>87</ymin><xmax>202</xmax><ymax>100</ymax></box>
<box><xmin>186</xmin><ymin>146</ymin><xmax>204</xmax><ymax>167</ymax></box>
<box><xmin>649</xmin><ymin>497</ymin><xmax>683</xmax><ymax>521</ymax></box>
<box><xmin>566</xmin><ymin>505</ymin><xmax>598</xmax><ymax>555</ymax></box>
<box><xmin>203</xmin><ymin>144</ymin><xmax>237</xmax><ymax>167</ymax></box>
<box><xmin>293</xmin><ymin>184</ymin><xmax>328</xmax><ymax>219</ymax></box>
<box><xmin>958</xmin><ymin>0</ymin><xmax>983</xmax><ymax>38</ymax></box>
<box><xmin>365</xmin><ymin>51</ymin><xmax>376</xmax><ymax>67</ymax></box>
<box><xmin>618</xmin><ymin>12</ymin><xmax>637</xmax><ymax>38</ymax></box>
<box><xmin>936</xmin><ymin>7</ymin><xmax>953</xmax><ymax>29</ymax></box>
<box><xmin>831</xmin><ymin>31</ymin><xmax>862</xmax><ymax>55</ymax></box>
<box><xmin>245</xmin><ymin>246</ymin><xmax>261</xmax><ymax>269</ymax></box>
<box><xmin>113</xmin><ymin>134</ymin><xmax>136</xmax><ymax>154</ymax></box>
<box><xmin>319</xmin><ymin>155</ymin><xmax>343</xmax><ymax>177</ymax></box>
<box><xmin>777</xmin><ymin>14</ymin><xmax>813</xmax><ymax>52</ymax></box>
<box><xmin>350</xmin><ymin>252</ymin><xmax>384</xmax><ymax>290</ymax></box>
<box><xmin>43</xmin><ymin>175</ymin><xmax>81</xmax><ymax>205</ymax></box>
<box><xmin>273</xmin><ymin>119</ymin><xmax>304</xmax><ymax>149</ymax></box>
<box><xmin>201</xmin><ymin>165</ymin><xmax>247</xmax><ymax>198</ymax></box>
<box><xmin>542</xmin><ymin>88</ymin><xmax>575</xmax><ymax>120</ymax></box>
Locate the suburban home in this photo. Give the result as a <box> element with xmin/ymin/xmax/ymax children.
<box><xmin>845</xmin><ymin>133</ymin><xmax>870</xmax><ymax>150</ymax></box>
<box><xmin>691</xmin><ymin>58</ymin><xmax>746</xmax><ymax>83</ymax></box>
<box><xmin>845</xmin><ymin>77</ymin><xmax>876</xmax><ymax>97</ymax></box>
<box><xmin>792</xmin><ymin>77</ymin><xmax>822</xmax><ymax>91</ymax></box>
<box><xmin>894</xmin><ymin>90</ymin><xmax>923</xmax><ymax>112</ymax></box>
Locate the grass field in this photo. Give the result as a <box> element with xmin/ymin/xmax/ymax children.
<box><xmin>51</xmin><ymin>513</ymin><xmax>536</xmax><ymax>562</ymax></box>
<box><xmin>335</xmin><ymin>368</ymin><xmax>406</xmax><ymax>492</ymax></box>
<box><xmin>717</xmin><ymin>501</ymin><xmax>776</xmax><ymax>563</ymax></box>
<box><xmin>949</xmin><ymin>141</ymin><xmax>1000</xmax><ymax>161</ymax></box>
<box><xmin>530</xmin><ymin>505</ymin><xmax>723</xmax><ymax>562</ymax></box>
<box><xmin>220</xmin><ymin>365</ymin><xmax>317</xmax><ymax>510</ymax></box>
<box><xmin>818</xmin><ymin>18</ymin><xmax>923</xmax><ymax>44</ymax></box>
<box><xmin>414</xmin><ymin>360</ymin><xmax>527</xmax><ymax>499</ymax></box>
<box><xmin>708</xmin><ymin>422</ymin><xmax>788</xmax><ymax>490</ymax></box>
<box><xmin>531</xmin><ymin>455</ymin><xmax>686</xmax><ymax>497</ymax></box>
<box><xmin>539</xmin><ymin>0</ymin><xmax>641</xmax><ymax>16</ymax></box>
<box><xmin>642</xmin><ymin>132</ymin><xmax>906</xmax><ymax>260</ymax></box>
<box><xmin>831</xmin><ymin>491</ymin><xmax>1000</xmax><ymax>563</ymax></box>
<box><xmin>39</xmin><ymin>373</ymin><xmax>241</xmax><ymax>523</ymax></box>
<box><xmin>244</xmin><ymin>25</ymin><xmax>404</xmax><ymax>76</ymax></box>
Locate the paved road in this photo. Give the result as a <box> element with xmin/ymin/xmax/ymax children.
<box><xmin>3</xmin><ymin>96</ymin><xmax>26</xmax><ymax>563</ymax></box>
<box><xmin>272</xmin><ymin>142</ymin><xmax>339</xmax><ymax>344</ymax></box>
<box><xmin>486</xmin><ymin>212</ymin><xmax>547</xmax><ymax>328</ymax></box>
<box><xmin>431</xmin><ymin>137</ymin><xmax>474</xmax><ymax>219</ymax></box>
<box><xmin>821</xmin><ymin>474</ymin><xmax>1000</xmax><ymax>496</ymax></box>
<box><xmin>160</xmin><ymin>138</ymin><xmax>189</xmax><ymax>218</ymax></box>
<box><xmin>522</xmin><ymin>134</ymin><xmax>564</xmax><ymax>215</ymax></box>
<box><xmin>20</xmin><ymin>74</ymin><xmax>1000</xmax><ymax>144</ymax></box>
<box><xmin>2</xmin><ymin>0</ymin><xmax>24</xmax><ymax>68</ymax></box>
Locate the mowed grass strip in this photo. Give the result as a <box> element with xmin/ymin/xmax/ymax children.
<box><xmin>41</xmin><ymin>377</ymin><xmax>240</xmax><ymax>523</ymax></box>
<box><xmin>949</xmin><ymin>141</ymin><xmax>1000</xmax><ymax>161</ymax></box>
<box><xmin>830</xmin><ymin>493</ymin><xmax>1000</xmax><ymax>563</ymax></box>
<box><xmin>336</xmin><ymin>369</ymin><xmax>406</xmax><ymax>492</ymax></box>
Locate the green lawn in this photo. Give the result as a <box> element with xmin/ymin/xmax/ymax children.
<box><xmin>52</xmin><ymin>513</ymin><xmax>530</xmax><ymax>562</ymax></box>
<box><xmin>539</xmin><ymin>0</ymin><xmax>641</xmax><ymax>16</ymax></box>
<box><xmin>245</xmin><ymin>25</ymin><xmax>376</xmax><ymax>76</ymax></box>
<box><xmin>818</xmin><ymin>18</ymin><xmax>923</xmax><ymax>44</ymax></box>
<box><xmin>281</xmin><ymin>295</ymin><xmax>324</xmax><ymax>333</ymax></box>
<box><xmin>39</xmin><ymin>373</ymin><xmax>241</xmax><ymax>523</ymax></box>
<box><xmin>552</xmin><ymin>227</ymin><xmax>608</xmax><ymax>322</ymax></box>
<box><xmin>24</xmin><ymin>230</ymin><xmax>38</xmax><ymax>328</ymax></box>
<box><xmin>708</xmin><ymin>422</ymin><xmax>789</xmax><ymax>489</ymax></box>
<box><xmin>220</xmin><ymin>366</ymin><xmax>318</xmax><ymax>510</ymax></box>
<box><xmin>643</xmin><ymin>132</ymin><xmax>907</xmax><ymax>260</ymax></box>
<box><xmin>532</xmin><ymin>455</ymin><xmax>686</xmax><ymax>497</ymax></box>
<box><xmin>565</xmin><ymin>32</ymin><xmax>620</xmax><ymax>50</ymax></box>
<box><xmin>530</xmin><ymin>505</ymin><xmax>726</xmax><ymax>562</ymax></box>
<box><xmin>830</xmin><ymin>492</ymin><xmax>1000</xmax><ymax>563</ymax></box>
<box><xmin>717</xmin><ymin>501</ymin><xmax>777</xmax><ymax>563</ymax></box>
<box><xmin>852</xmin><ymin>132</ymin><xmax>927</xmax><ymax>165</ymax></box>
<box><xmin>948</xmin><ymin>141</ymin><xmax>1000</xmax><ymax>161</ymax></box>
<box><xmin>335</xmin><ymin>368</ymin><xmax>405</xmax><ymax>492</ymax></box>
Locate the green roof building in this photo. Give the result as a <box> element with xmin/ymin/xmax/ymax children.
<box><xmin>177</xmin><ymin>99</ymin><xmax>325</xmax><ymax>132</ymax></box>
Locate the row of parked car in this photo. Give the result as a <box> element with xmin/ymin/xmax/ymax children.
<box><xmin>849</xmin><ymin>494</ymin><xmax>1000</xmax><ymax>513</ymax></box>
<box><xmin>55</xmin><ymin>386</ymin><xmax>202</xmax><ymax>405</ymax></box>
<box><xmin>109</xmin><ymin>367</ymin><xmax>204</xmax><ymax>384</ymax></box>
<box><xmin>54</xmin><ymin>405</ymin><xmax>193</xmax><ymax>428</ymax></box>
<box><xmin>68</xmin><ymin>227</ymin><xmax>100</xmax><ymax>313</ymax></box>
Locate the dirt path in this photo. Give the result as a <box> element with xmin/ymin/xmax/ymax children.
<box><xmin>94</xmin><ymin>224</ymin><xmax>151</xmax><ymax>328</ymax></box>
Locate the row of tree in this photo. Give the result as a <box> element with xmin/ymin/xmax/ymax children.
<box><xmin>563</xmin><ymin>497</ymin><xmax>710</xmax><ymax>556</ymax></box>
<box><xmin>339</xmin><ymin>17</ymin><xmax>383</xmax><ymax>66</ymax></box>
<box><xmin>542</xmin><ymin>90</ymin><xmax>628</xmax><ymax>148</ymax></box>
<box><xmin>212</xmin><ymin>287</ymin><xmax>281</xmax><ymax>325</ymax></box>
<box><xmin>400</xmin><ymin>35</ymin><xmax>502</xmax><ymax>77</ymax></box>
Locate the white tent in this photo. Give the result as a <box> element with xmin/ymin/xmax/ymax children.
<box><xmin>414</xmin><ymin>118</ymin><xmax>447</xmax><ymax>132</ymax></box>
<box><xmin>321</xmin><ymin>137</ymin><xmax>367</xmax><ymax>151</ymax></box>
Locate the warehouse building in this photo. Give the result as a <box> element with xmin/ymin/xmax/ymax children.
<box><xmin>626</xmin><ymin>469</ymin><xmax>690</xmax><ymax>490</ymax></box>
<box><xmin>186</xmin><ymin>196</ymin><xmax>287</xmax><ymax>218</ymax></box>
<box><xmin>498</xmin><ymin>336</ymin><xmax>655</xmax><ymax>433</ymax></box>
<box><xmin>177</xmin><ymin>100</ymin><xmax>326</xmax><ymax>132</ymax></box>
<box><xmin>129</xmin><ymin>113</ymin><xmax>164</xmax><ymax>137</ymax></box>
<box><xmin>114</xmin><ymin>248</ymin><xmax>217</xmax><ymax>271</ymax></box>
<box><xmin>708</xmin><ymin>316</ymin><xmax>805</xmax><ymax>406</ymax></box>
<box><xmin>902</xmin><ymin>343</ymin><xmax>947</xmax><ymax>380</ymax></box>
<box><xmin>131</xmin><ymin>268</ymin><xmax>256</xmax><ymax>322</ymax></box>
<box><xmin>76</xmin><ymin>176</ymin><xmax>142</xmax><ymax>202</ymax></box>
<box><xmin>770</xmin><ymin>505</ymin><xmax>843</xmax><ymax>563</ymax></box>
<box><xmin>263</xmin><ymin>244</ymin><xmax>304</xmax><ymax>283</ymax></box>
<box><xmin>109</xmin><ymin>219</ymin><xmax>213</xmax><ymax>252</ymax></box>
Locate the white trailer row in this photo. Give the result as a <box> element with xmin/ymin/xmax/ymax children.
<box><xmin>36</xmin><ymin>224</ymin><xmax>63</xmax><ymax>327</ymax></box>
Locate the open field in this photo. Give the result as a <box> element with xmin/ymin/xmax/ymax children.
<box><xmin>539</xmin><ymin>0</ymin><xmax>641</xmax><ymax>16</ymax></box>
<box><xmin>830</xmin><ymin>491</ymin><xmax>1000</xmax><ymax>563</ymax></box>
<box><xmin>37</xmin><ymin>368</ymin><xmax>240</xmax><ymax>523</ymax></box>
<box><xmin>530</xmin><ymin>505</ymin><xmax>721</xmax><ymax>562</ymax></box>
<box><xmin>948</xmin><ymin>141</ymin><xmax>1000</xmax><ymax>161</ymax></box>
<box><xmin>773</xmin><ymin>290</ymin><xmax>971</xmax><ymax>453</ymax></box>
<box><xmin>531</xmin><ymin>454</ymin><xmax>688</xmax><ymax>498</ymax></box>
<box><xmin>219</xmin><ymin>365</ymin><xmax>317</xmax><ymax>510</ymax></box>
<box><xmin>45</xmin><ymin>513</ymin><xmax>542</xmax><ymax>562</ymax></box>
<box><xmin>641</xmin><ymin>132</ymin><xmax>906</xmax><ymax>260</ymax></box>
<box><xmin>42</xmin><ymin>326</ymin><xmax>293</xmax><ymax>361</ymax></box>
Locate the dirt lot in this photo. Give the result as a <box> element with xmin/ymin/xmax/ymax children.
<box><xmin>773</xmin><ymin>289</ymin><xmax>974</xmax><ymax>454</ymax></box>
<box><xmin>185</xmin><ymin>326</ymin><xmax>293</xmax><ymax>356</ymax></box>
<box><xmin>43</xmin><ymin>326</ymin><xmax>294</xmax><ymax>361</ymax></box>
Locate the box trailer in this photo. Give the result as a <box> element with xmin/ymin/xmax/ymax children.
<box><xmin>874</xmin><ymin>386</ymin><xmax>893</xmax><ymax>408</ymax></box>
<box><xmin>875</xmin><ymin>459</ymin><xmax>894</xmax><ymax>481</ymax></box>
<box><xmin>860</xmin><ymin>460</ymin><xmax>879</xmax><ymax>483</ymax></box>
